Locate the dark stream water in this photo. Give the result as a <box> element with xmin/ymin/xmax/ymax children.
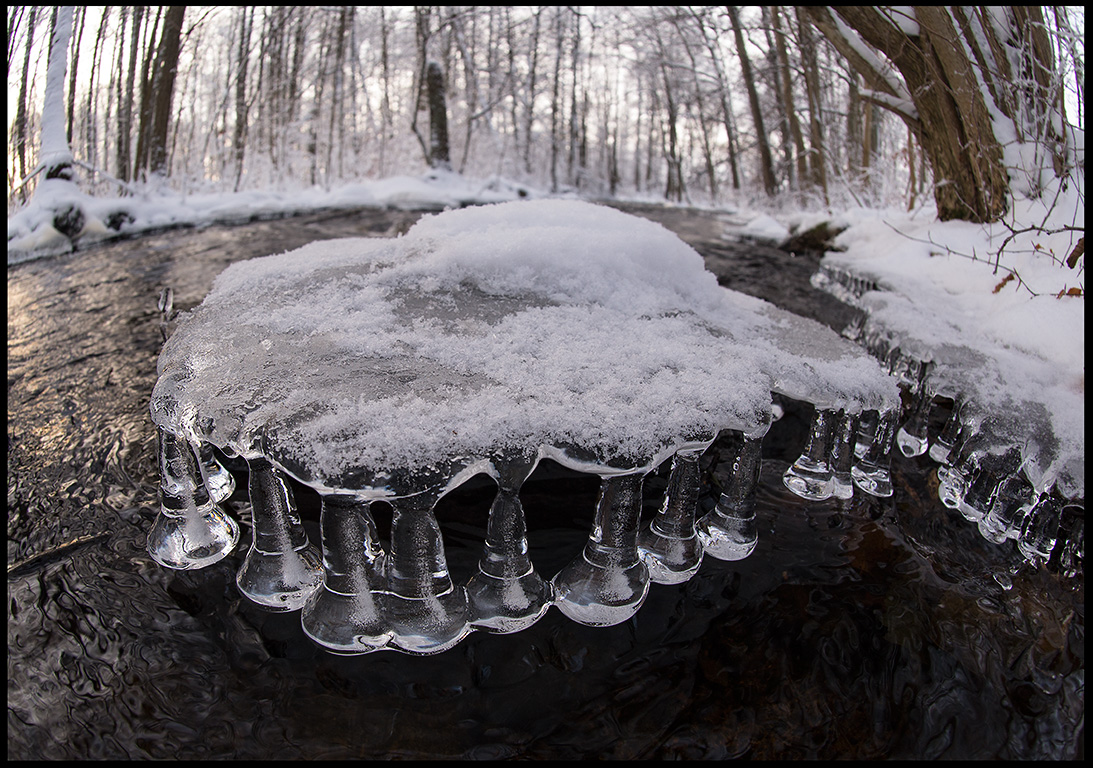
<box><xmin>7</xmin><ymin>203</ymin><xmax>1083</xmax><ymax>759</ymax></box>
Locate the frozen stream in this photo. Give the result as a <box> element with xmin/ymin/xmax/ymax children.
<box><xmin>7</xmin><ymin>202</ymin><xmax>1083</xmax><ymax>758</ymax></box>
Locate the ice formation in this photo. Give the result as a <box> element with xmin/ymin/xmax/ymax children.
<box><xmin>147</xmin><ymin>199</ymin><xmax>937</xmax><ymax>654</ymax></box>
<box><xmin>814</xmin><ymin>262</ymin><xmax>1084</xmax><ymax>570</ymax></box>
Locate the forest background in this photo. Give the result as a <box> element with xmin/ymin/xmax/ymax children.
<box><xmin>8</xmin><ymin>6</ymin><xmax>1084</xmax><ymax>232</ymax></box>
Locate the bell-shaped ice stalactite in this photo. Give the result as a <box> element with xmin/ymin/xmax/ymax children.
<box><xmin>638</xmin><ymin>448</ymin><xmax>704</xmax><ymax>584</ymax></box>
<box><xmin>301</xmin><ymin>494</ymin><xmax>392</xmax><ymax>654</ymax></box>
<box><xmin>937</xmin><ymin>429</ymin><xmax>986</xmax><ymax>511</ymax></box>
<box><xmin>465</xmin><ymin>451</ymin><xmax>554</xmax><ymax>633</ymax></box>
<box><xmin>197</xmin><ymin>442</ymin><xmax>236</xmax><ymax>504</ymax></box>
<box><xmin>896</xmin><ymin>387</ymin><xmax>933</xmax><ymax>458</ymax></box>
<box><xmin>783</xmin><ymin>408</ymin><xmax>835</xmax><ymax>500</ymax></box>
<box><xmin>851</xmin><ymin>409</ymin><xmax>897</xmax><ymax>497</ymax></box>
<box><xmin>854</xmin><ymin>410</ymin><xmax>878</xmax><ymax>460</ymax></box>
<box><xmin>698</xmin><ymin>433</ymin><xmax>762</xmax><ymax>561</ymax></box>
<box><xmin>385</xmin><ymin>487</ymin><xmax>471</xmax><ymax>654</ymax></box>
<box><xmin>957</xmin><ymin>447</ymin><xmax>1021</xmax><ymax>524</ymax></box>
<box><xmin>553</xmin><ymin>473</ymin><xmax>650</xmax><ymax>626</ymax></box>
<box><xmin>236</xmin><ymin>457</ymin><xmax>323</xmax><ymax>611</ymax></box>
<box><xmin>1017</xmin><ymin>492</ymin><xmax>1065</xmax><ymax>567</ymax></box>
<box><xmin>147</xmin><ymin>428</ymin><xmax>239</xmax><ymax>570</ymax></box>
<box><xmin>1053</xmin><ymin>504</ymin><xmax>1084</xmax><ymax>578</ymax></box>
<box><xmin>928</xmin><ymin>400</ymin><xmax>962</xmax><ymax>464</ymax></box>
<box><xmin>978</xmin><ymin>473</ymin><xmax>1035</xmax><ymax>544</ymax></box>
<box><xmin>828</xmin><ymin>411</ymin><xmax>856</xmax><ymax>500</ymax></box>
<box><xmin>937</xmin><ymin>462</ymin><xmax>969</xmax><ymax>510</ymax></box>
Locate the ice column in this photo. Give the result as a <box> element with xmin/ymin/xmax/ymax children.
<box><xmin>385</xmin><ymin>487</ymin><xmax>471</xmax><ymax>655</ymax></box>
<box><xmin>784</xmin><ymin>408</ymin><xmax>835</xmax><ymax>500</ymax></box>
<box><xmin>638</xmin><ymin>448</ymin><xmax>705</xmax><ymax>584</ymax></box>
<box><xmin>697</xmin><ymin>433</ymin><xmax>762</xmax><ymax>561</ymax></box>
<box><xmin>1017</xmin><ymin>492</ymin><xmax>1065</xmax><ymax>566</ymax></box>
<box><xmin>957</xmin><ymin>447</ymin><xmax>1021</xmax><ymax>523</ymax></box>
<box><xmin>928</xmin><ymin>401</ymin><xmax>962</xmax><ymax>464</ymax></box>
<box><xmin>466</xmin><ymin>452</ymin><xmax>554</xmax><ymax>633</ymax></box>
<box><xmin>301</xmin><ymin>494</ymin><xmax>392</xmax><ymax>654</ymax></box>
<box><xmin>553</xmin><ymin>473</ymin><xmax>650</xmax><ymax>626</ymax></box>
<box><xmin>851</xmin><ymin>409</ymin><xmax>897</xmax><ymax>497</ymax></box>
<box><xmin>236</xmin><ymin>458</ymin><xmax>323</xmax><ymax>611</ymax></box>
<box><xmin>147</xmin><ymin>428</ymin><xmax>239</xmax><ymax>570</ymax></box>
<box><xmin>829</xmin><ymin>411</ymin><xmax>856</xmax><ymax>500</ymax></box>
<box><xmin>978</xmin><ymin>473</ymin><xmax>1035</xmax><ymax>544</ymax></box>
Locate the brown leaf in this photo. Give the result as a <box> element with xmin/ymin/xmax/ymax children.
<box><xmin>992</xmin><ymin>273</ymin><xmax>1015</xmax><ymax>293</ymax></box>
<box><xmin>1066</xmin><ymin>236</ymin><xmax>1083</xmax><ymax>269</ymax></box>
<box><xmin>1056</xmin><ymin>286</ymin><xmax>1083</xmax><ymax>299</ymax></box>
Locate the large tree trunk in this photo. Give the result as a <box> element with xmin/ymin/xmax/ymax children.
<box><xmin>804</xmin><ymin>6</ymin><xmax>1011</xmax><ymax>222</ymax></box>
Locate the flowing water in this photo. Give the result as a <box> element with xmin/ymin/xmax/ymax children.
<box><xmin>7</xmin><ymin>204</ymin><xmax>1083</xmax><ymax>759</ymax></box>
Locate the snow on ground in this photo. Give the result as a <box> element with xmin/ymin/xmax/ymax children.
<box><xmin>7</xmin><ymin>168</ymin><xmax>1084</xmax><ymax>497</ymax></box>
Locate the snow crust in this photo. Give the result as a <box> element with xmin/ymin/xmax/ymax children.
<box><xmin>151</xmin><ymin>200</ymin><xmax>898</xmax><ymax>495</ymax></box>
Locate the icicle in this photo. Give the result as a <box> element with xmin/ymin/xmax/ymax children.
<box><xmin>783</xmin><ymin>408</ymin><xmax>835</xmax><ymax>500</ymax></box>
<box><xmin>958</xmin><ymin>447</ymin><xmax>1020</xmax><ymax>523</ymax></box>
<box><xmin>852</xmin><ymin>408</ymin><xmax>897</xmax><ymax>497</ymax></box>
<box><xmin>1053</xmin><ymin>504</ymin><xmax>1084</xmax><ymax>578</ymax></box>
<box><xmin>698</xmin><ymin>433</ymin><xmax>761</xmax><ymax>561</ymax></box>
<box><xmin>385</xmin><ymin>487</ymin><xmax>471</xmax><ymax>654</ymax></box>
<box><xmin>1017</xmin><ymin>492</ymin><xmax>1065</xmax><ymax>566</ymax></box>
<box><xmin>978</xmin><ymin>473</ymin><xmax>1035</xmax><ymax>544</ymax></box>
<box><xmin>553</xmin><ymin>473</ymin><xmax>650</xmax><ymax>626</ymax></box>
<box><xmin>928</xmin><ymin>399</ymin><xmax>962</xmax><ymax>464</ymax></box>
<box><xmin>147</xmin><ymin>428</ymin><xmax>239</xmax><ymax>570</ymax></box>
<box><xmin>301</xmin><ymin>494</ymin><xmax>392</xmax><ymax>654</ymax></box>
<box><xmin>466</xmin><ymin>451</ymin><xmax>554</xmax><ymax>633</ymax></box>
<box><xmin>895</xmin><ymin>362</ymin><xmax>933</xmax><ymax>457</ymax></box>
<box><xmin>854</xmin><ymin>410</ymin><xmax>878</xmax><ymax>460</ymax></box>
<box><xmin>235</xmin><ymin>457</ymin><xmax>323</xmax><ymax>611</ymax></box>
<box><xmin>828</xmin><ymin>410</ymin><xmax>855</xmax><ymax>500</ymax></box>
<box><xmin>638</xmin><ymin>448</ymin><xmax>704</xmax><ymax>584</ymax></box>
<box><xmin>197</xmin><ymin>442</ymin><xmax>236</xmax><ymax>503</ymax></box>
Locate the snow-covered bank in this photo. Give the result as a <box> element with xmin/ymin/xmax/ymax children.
<box><xmin>6</xmin><ymin>170</ymin><xmax>543</xmax><ymax>265</ymax></box>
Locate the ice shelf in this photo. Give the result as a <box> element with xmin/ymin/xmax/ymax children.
<box><xmin>146</xmin><ymin>200</ymin><xmax>1076</xmax><ymax>656</ymax></box>
<box><xmin>151</xmin><ymin>200</ymin><xmax>898</xmax><ymax>490</ymax></box>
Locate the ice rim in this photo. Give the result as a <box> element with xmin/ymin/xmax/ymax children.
<box><xmin>150</xmin><ymin>199</ymin><xmax>900</xmax><ymax>497</ymax></box>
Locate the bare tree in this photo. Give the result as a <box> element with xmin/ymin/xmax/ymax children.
<box><xmin>726</xmin><ymin>6</ymin><xmax>776</xmax><ymax>197</ymax></box>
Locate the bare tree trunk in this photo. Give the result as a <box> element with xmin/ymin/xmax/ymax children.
<box><xmin>117</xmin><ymin>6</ymin><xmax>142</xmax><ymax>182</ymax></box>
<box><xmin>232</xmin><ymin>6</ymin><xmax>252</xmax><ymax>191</ymax></box>
<box><xmin>14</xmin><ymin>6</ymin><xmax>38</xmax><ymax>196</ymax></box>
<box><xmin>796</xmin><ymin>8</ymin><xmax>828</xmax><ymax>202</ymax></box>
<box><xmin>804</xmin><ymin>6</ymin><xmax>1010</xmax><ymax>222</ymax></box>
<box><xmin>549</xmin><ymin>7</ymin><xmax>564</xmax><ymax>192</ymax></box>
<box><xmin>146</xmin><ymin>6</ymin><xmax>185</xmax><ymax>177</ymax></box>
<box><xmin>523</xmin><ymin>8</ymin><xmax>541</xmax><ymax>175</ymax></box>
<box><xmin>772</xmin><ymin>7</ymin><xmax>808</xmax><ymax>191</ymax></box>
<box><xmin>426</xmin><ymin>61</ymin><xmax>451</xmax><ymax>170</ymax></box>
<box><xmin>726</xmin><ymin>6</ymin><xmax>776</xmax><ymax>196</ymax></box>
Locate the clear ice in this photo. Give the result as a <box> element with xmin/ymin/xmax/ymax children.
<box><xmin>146</xmin><ymin>200</ymin><xmax>1077</xmax><ymax>655</ymax></box>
